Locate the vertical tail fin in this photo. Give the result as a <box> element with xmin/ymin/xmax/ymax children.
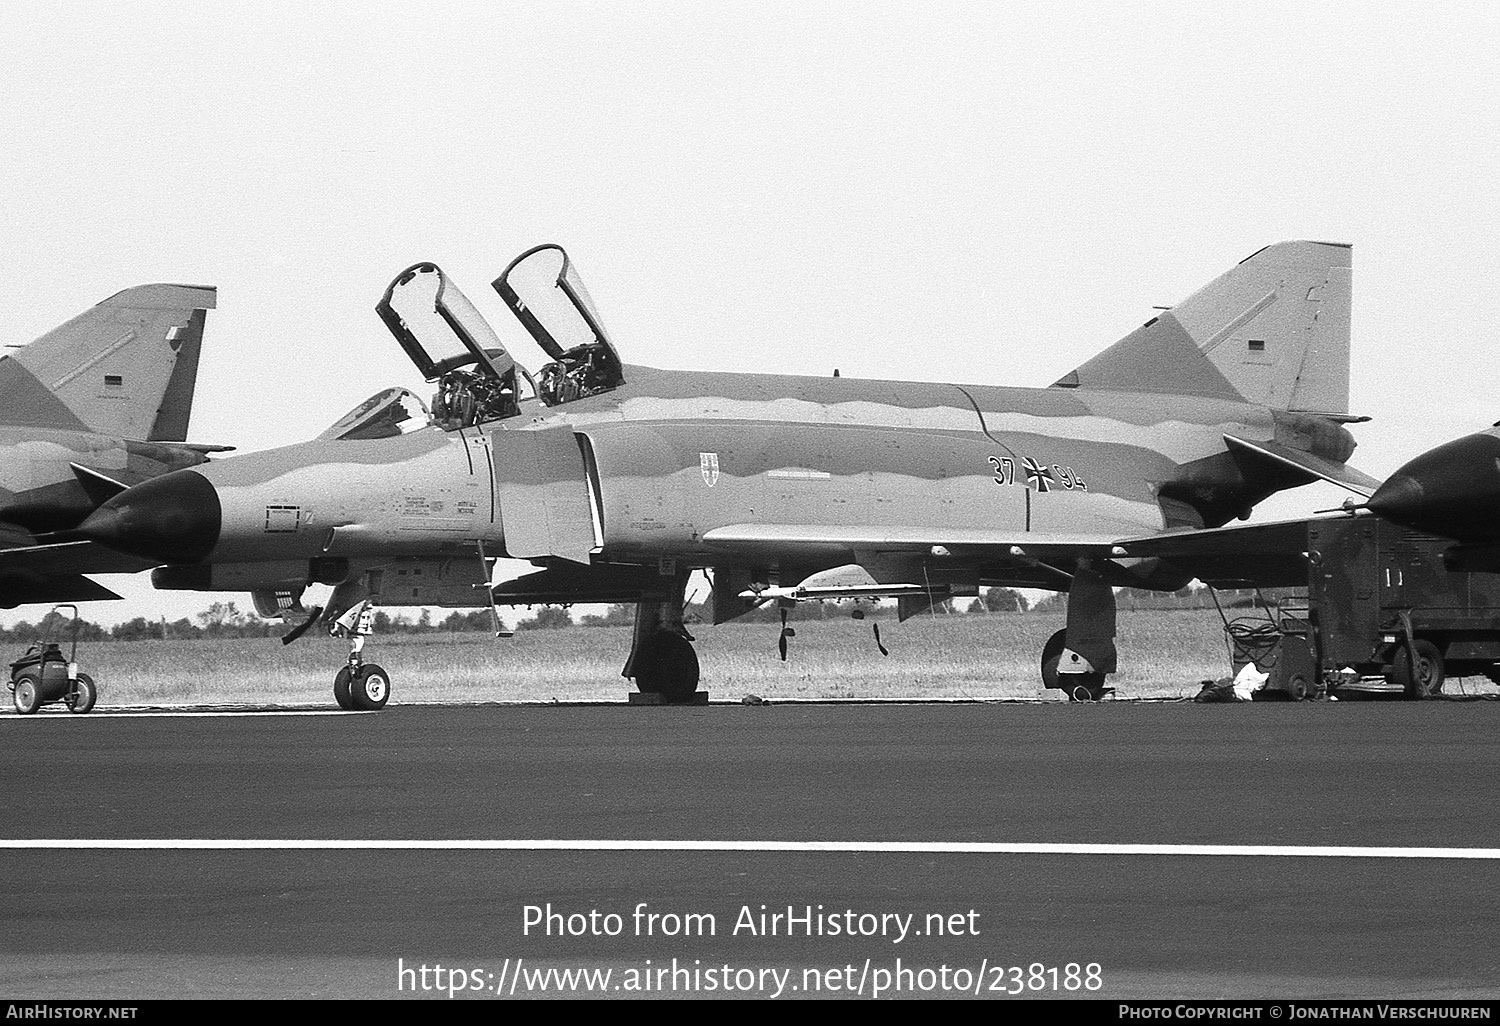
<box><xmin>1054</xmin><ymin>241</ymin><xmax>1352</xmax><ymax>415</ymax></box>
<box><xmin>0</xmin><ymin>283</ymin><xmax>217</xmax><ymax>440</ymax></box>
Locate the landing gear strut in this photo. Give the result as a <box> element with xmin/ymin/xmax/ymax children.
<box><xmin>331</xmin><ymin>600</ymin><xmax>390</xmax><ymax>711</ymax></box>
<box><xmin>623</xmin><ymin>571</ymin><xmax>701</xmax><ymax>703</ymax></box>
<box><xmin>1040</xmin><ymin>562</ymin><xmax>1118</xmax><ymax>702</ymax></box>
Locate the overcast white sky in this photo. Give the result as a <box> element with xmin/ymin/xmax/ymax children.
<box><xmin>2</xmin><ymin>1</ymin><xmax>1498</xmax><ymax>625</ymax></box>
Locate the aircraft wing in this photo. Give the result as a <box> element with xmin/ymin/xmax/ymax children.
<box><xmin>703</xmin><ymin>515</ymin><xmax>1332</xmax><ymax>591</ymax></box>
<box><xmin>700</xmin><ymin>524</ymin><xmax>1126</xmax><ymax>560</ymax></box>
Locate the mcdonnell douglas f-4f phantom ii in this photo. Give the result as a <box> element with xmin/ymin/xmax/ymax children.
<box><xmin>0</xmin><ymin>283</ymin><xmax>223</xmax><ymax>606</ymax></box>
<box><xmin>77</xmin><ymin>240</ymin><xmax>1378</xmax><ymax>708</ymax></box>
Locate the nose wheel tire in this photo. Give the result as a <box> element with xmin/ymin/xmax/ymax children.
<box><xmin>348</xmin><ymin>664</ymin><xmax>390</xmax><ymax>710</ymax></box>
<box><xmin>333</xmin><ymin>667</ymin><xmax>354</xmax><ymax>710</ymax></box>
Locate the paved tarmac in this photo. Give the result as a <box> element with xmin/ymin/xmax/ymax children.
<box><xmin>3</xmin><ymin>700</ymin><xmax>1499</xmax><ymax>999</ymax></box>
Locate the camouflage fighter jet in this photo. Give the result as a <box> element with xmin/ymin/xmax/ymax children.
<box><xmin>0</xmin><ymin>282</ymin><xmax>223</xmax><ymax>606</ymax></box>
<box><xmin>77</xmin><ymin>241</ymin><xmax>1377</xmax><ymax>708</ymax></box>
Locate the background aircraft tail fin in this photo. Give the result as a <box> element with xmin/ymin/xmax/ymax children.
<box><xmin>1054</xmin><ymin>241</ymin><xmax>1352</xmax><ymax>416</ymax></box>
<box><xmin>0</xmin><ymin>283</ymin><xmax>217</xmax><ymax>440</ymax></box>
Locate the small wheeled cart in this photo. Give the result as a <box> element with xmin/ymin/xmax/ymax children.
<box><xmin>9</xmin><ymin>604</ymin><xmax>96</xmax><ymax>714</ymax></box>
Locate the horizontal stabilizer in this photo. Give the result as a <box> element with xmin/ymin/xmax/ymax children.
<box><xmin>173</xmin><ymin>442</ymin><xmax>237</xmax><ymax>454</ymax></box>
<box><xmin>1223</xmin><ymin>435</ymin><xmax>1379</xmax><ymax>497</ymax></box>
<box><xmin>1114</xmin><ymin>514</ymin><xmax>1337</xmax><ymax>588</ymax></box>
<box><xmin>70</xmin><ymin>463</ymin><xmax>129</xmax><ymax>507</ymax></box>
<box><xmin>0</xmin><ymin>574</ymin><xmax>122</xmax><ymax>606</ymax></box>
<box><xmin>0</xmin><ymin>532</ymin><xmax>139</xmax><ymax>605</ymax></box>
<box><xmin>1116</xmin><ymin>515</ymin><xmax>1322</xmax><ymax>559</ymax></box>
<box><xmin>0</xmin><ymin>539</ymin><xmax>159</xmax><ymax>577</ymax></box>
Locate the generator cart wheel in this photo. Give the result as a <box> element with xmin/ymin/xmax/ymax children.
<box><xmin>1391</xmin><ymin>639</ymin><xmax>1444</xmax><ymax>699</ymax></box>
<box><xmin>66</xmin><ymin>673</ymin><xmax>96</xmax><ymax>714</ymax></box>
<box><xmin>332</xmin><ymin>667</ymin><xmax>354</xmax><ymax>710</ymax></box>
<box><xmin>1286</xmin><ymin>674</ymin><xmax>1311</xmax><ymax>702</ymax></box>
<box><xmin>348</xmin><ymin>664</ymin><xmax>390</xmax><ymax>711</ymax></box>
<box><xmin>12</xmin><ymin>672</ymin><xmax>41</xmax><ymax>714</ymax></box>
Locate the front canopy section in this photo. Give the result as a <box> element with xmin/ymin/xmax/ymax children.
<box><xmin>318</xmin><ymin>387</ymin><xmax>432</xmax><ymax>441</ymax></box>
<box><xmin>377</xmin><ymin>262</ymin><xmax>524</xmax><ymax>427</ymax></box>
<box><xmin>492</xmin><ymin>244</ymin><xmax>624</xmax><ymax>406</ymax></box>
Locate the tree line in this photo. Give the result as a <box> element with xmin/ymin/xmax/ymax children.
<box><xmin>0</xmin><ymin>585</ymin><xmax>1277</xmax><ymax>645</ymax></box>
<box><xmin>0</xmin><ymin>603</ymin><xmax>514</xmax><ymax>644</ymax></box>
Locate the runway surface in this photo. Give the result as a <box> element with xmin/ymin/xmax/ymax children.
<box><xmin>3</xmin><ymin>700</ymin><xmax>1499</xmax><ymax>999</ymax></box>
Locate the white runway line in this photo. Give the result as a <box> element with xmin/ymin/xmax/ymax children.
<box><xmin>1</xmin><ymin>839</ymin><xmax>1498</xmax><ymax>858</ymax></box>
<box><xmin>0</xmin><ymin>709</ymin><xmax>369</xmax><ymax>719</ymax></box>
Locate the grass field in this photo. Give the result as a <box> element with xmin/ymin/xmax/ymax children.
<box><xmin>0</xmin><ymin>608</ymin><xmax>1330</xmax><ymax>708</ymax></box>
<box><xmin>12</xmin><ymin>608</ymin><xmax>1499</xmax><ymax>710</ymax></box>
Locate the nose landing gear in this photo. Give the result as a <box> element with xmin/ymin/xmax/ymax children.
<box><xmin>330</xmin><ymin>600</ymin><xmax>390</xmax><ymax>711</ymax></box>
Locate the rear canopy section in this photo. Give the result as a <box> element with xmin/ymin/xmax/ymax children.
<box><xmin>493</xmin><ymin>244</ymin><xmax>625</xmax><ymax>405</ymax></box>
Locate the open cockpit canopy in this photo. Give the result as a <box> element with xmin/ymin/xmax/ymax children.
<box><xmin>493</xmin><ymin>244</ymin><xmax>624</xmax><ymax>405</ymax></box>
<box><xmin>377</xmin><ymin>262</ymin><xmax>524</xmax><ymax>427</ymax></box>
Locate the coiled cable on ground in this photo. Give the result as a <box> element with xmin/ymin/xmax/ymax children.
<box><xmin>1209</xmin><ymin>585</ymin><xmax>1291</xmax><ymax>671</ymax></box>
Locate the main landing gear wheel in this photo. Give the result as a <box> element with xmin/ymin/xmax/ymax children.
<box><xmin>12</xmin><ymin>671</ymin><xmax>40</xmax><ymax>714</ymax></box>
<box><xmin>66</xmin><ymin>673</ymin><xmax>96</xmax><ymax>714</ymax></box>
<box><xmin>333</xmin><ymin>667</ymin><xmax>354</xmax><ymax>710</ymax></box>
<box><xmin>1040</xmin><ymin>628</ymin><xmax>1110</xmax><ymax>702</ymax></box>
<box><xmin>633</xmin><ymin>631</ymin><xmax>700</xmax><ymax>703</ymax></box>
<box><xmin>1390</xmin><ymin>639</ymin><xmax>1444</xmax><ymax>699</ymax></box>
<box><xmin>348</xmin><ymin>663</ymin><xmax>390</xmax><ymax>710</ymax></box>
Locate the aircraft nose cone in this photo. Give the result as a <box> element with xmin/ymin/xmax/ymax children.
<box><xmin>1366</xmin><ymin>431</ymin><xmax>1500</xmax><ymax>541</ymax></box>
<box><xmin>1365</xmin><ymin>472</ymin><xmax>1424</xmax><ymax>522</ymax></box>
<box><xmin>77</xmin><ymin>469</ymin><xmax>222</xmax><ymax>563</ymax></box>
